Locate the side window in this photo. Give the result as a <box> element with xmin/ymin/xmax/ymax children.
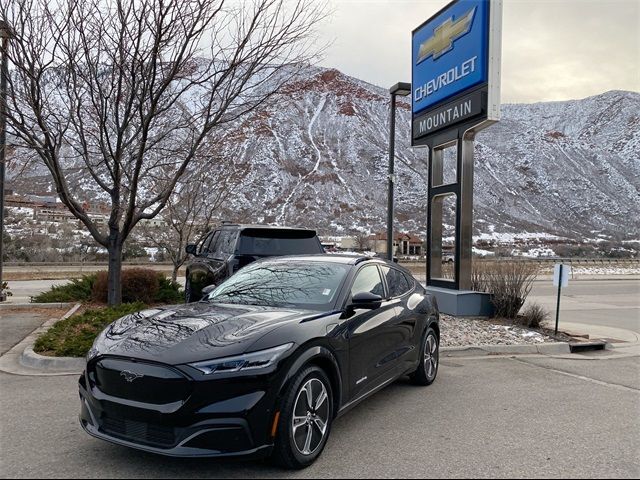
<box><xmin>219</xmin><ymin>231</ymin><xmax>238</xmax><ymax>255</ymax></box>
<box><xmin>350</xmin><ymin>265</ymin><xmax>384</xmax><ymax>298</ymax></box>
<box><xmin>203</xmin><ymin>231</ymin><xmax>219</xmax><ymax>256</ymax></box>
<box><xmin>381</xmin><ymin>266</ymin><xmax>412</xmax><ymax>298</ymax></box>
<box><xmin>403</xmin><ymin>272</ymin><xmax>416</xmax><ymax>291</ymax></box>
<box><xmin>209</xmin><ymin>231</ymin><xmax>225</xmax><ymax>257</ymax></box>
<box><xmin>198</xmin><ymin>232</ymin><xmax>215</xmax><ymax>255</ymax></box>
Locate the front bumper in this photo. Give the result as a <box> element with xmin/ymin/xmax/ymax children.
<box><xmin>78</xmin><ymin>358</ymin><xmax>283</xmax><ymax>458</ymax></box>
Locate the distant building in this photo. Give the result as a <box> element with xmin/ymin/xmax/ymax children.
<box><xmin>34</xmin><ymin>207</ymin><xmax>76</xmax><ymax>223</ymax></box>
<box><xmin>140</xmin><ymin>217</ymin><xmax>168</xmax><ymax>228</ymax></box>
<box><xmin>318</xmin><ymin>236</ymin><xmax>358</xmax><ymax>251</ymax></box>
<box><xmin>369</xmin><ymin>232</ymin><xmax>424</xmax><ymax>256</ymax></box>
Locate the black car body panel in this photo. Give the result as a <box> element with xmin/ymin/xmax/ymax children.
<box><xmin>185</xmin><ymin>225</ymin><xmax>324</xmax><ymax>302</ymax></box>
<box><xmin>79</xmin><ymin>255</ymin><xmax>439</xmax><ymax>459</ymax></box>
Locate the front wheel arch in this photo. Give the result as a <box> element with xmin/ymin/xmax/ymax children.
<box><xmin>278</xmin><ymin>346</ymin><xmax>342</xmax><ymax>419</ymax></box>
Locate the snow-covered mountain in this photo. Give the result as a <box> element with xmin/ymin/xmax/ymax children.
<box><xmin>8</xmin><ymin>66</ymin><xmax>640</xmax><ymax>241</ymax></box>
<box><xmin>207</xmin><ymin>67</ymin><xmax>639</xmax><ymax>240</ymax></box>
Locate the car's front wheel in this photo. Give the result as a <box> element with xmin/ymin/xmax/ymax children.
<box><xmin>272</xmin><ymin>366</ymin><xmax>333</xmax><ymax>469</ymax></box>
<box><xmin>410</xmin><ymin>326</ymin><xmax>439</xmax><ymax>386</ymax></box>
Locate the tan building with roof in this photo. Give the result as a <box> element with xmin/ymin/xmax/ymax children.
<box><xmin>369</xmin><ymin>232</ymin><xmax>424</xmax><ymax>256</ymax></box>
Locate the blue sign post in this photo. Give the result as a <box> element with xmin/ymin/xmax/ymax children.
<box><xmin>414</xmin><ymin>0</ymin><xmax>502</xmax><ymax>313</ymax></box>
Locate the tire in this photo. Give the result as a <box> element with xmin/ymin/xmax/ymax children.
<box><xmin>184</xmin><ymin>279</ymin><xmax>193</xmax><ymax>303</ymax></box>
<box><xmin>271</xmin><ymin>366</ymin><xmax>333</xmax><ymax>469</ymax></box>
<box><xmin>410</xmin><ymin>327</ymin><xmax>439</xmax><ymax>386</ymax></box>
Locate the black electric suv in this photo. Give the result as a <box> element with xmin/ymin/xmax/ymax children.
<box><xmin>79</xmin><ymin>255</ymin><xmax>440</xmax><ymax>469</ymax></box>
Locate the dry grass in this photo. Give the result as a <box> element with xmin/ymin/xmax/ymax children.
<box><xmin>4</xmin><ymin>264</ymin><xmax>180</xmax><ymax>281</ymax></box>
<box><xmin>0</xmin><ymin>306</ymin><xmax>70</xmax><ymax>318</ymax></box>
<box><xmin>519</xmin><ymin>303</ymin><xmax>549</xmax><ymax>329</ymax></box>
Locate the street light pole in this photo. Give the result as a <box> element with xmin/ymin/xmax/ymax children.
<box><xmin>387</xmin><ymin>82</ymin><xmax>411</xmax><ymax>261</ymax></box>
<box><xmin>0</xmin><ymin>20</ymin><xmax>11</xmax><ymax>301</ymax></box>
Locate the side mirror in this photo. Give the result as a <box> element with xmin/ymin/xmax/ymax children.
<box><xmin>349</xmin><ymin>291</ymin><xmax>383</xmax><ymax>310</ymax></box>
<box><xmin>186</xmin><ymin>244</ymin><xmax>198</xmax><ymax>255</ymax></box>
<box><xmin>201</xmin><ymin>284</ymin><xmax>217</xmax><ymax>297</ymax></box>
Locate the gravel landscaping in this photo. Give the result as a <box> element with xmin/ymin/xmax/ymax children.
<box><xmin>440</xmin><ymin>314</ymin><xmax>567</xmax><ymax>347</ymax></box>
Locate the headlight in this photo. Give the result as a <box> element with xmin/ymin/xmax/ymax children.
<box><xmin>189</xmin><ymin>343</ymin><xmax>294</xmax><ymax>376</ymax></box>
<box><xmin>86</xmin><ymin>346</ymin><xmax>100</xmax><ymax>362</ymax></box>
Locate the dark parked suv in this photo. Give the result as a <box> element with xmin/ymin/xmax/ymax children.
<box><xmin>184</xmin><ymin>224</ymin><xmax>324</xmax><ymax>302</ymax></box>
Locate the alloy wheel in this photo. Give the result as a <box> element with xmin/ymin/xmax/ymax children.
<box><xmin>291</xmin><ymin>378</ymin><xmax>330</xmax><ymax>456</ymax></box>
<box><xmin>424</xmin><ymin>333</ymin><xmax>439</xmax><ymax>381</ymax></box>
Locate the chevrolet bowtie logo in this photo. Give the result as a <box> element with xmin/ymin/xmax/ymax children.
<box><xmin>417</xmin><ymin>7</ymin><xmax>476</xmax><ymax>64</ymax></box>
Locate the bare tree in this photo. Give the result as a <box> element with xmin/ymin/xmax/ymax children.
<box><xmin>353</xmin><ymin>231</ymin><xmax>371</xmax><ymax>251</ymax></box>
<box><xmin>1</xmin><ymin>0</ymin><xmax>327</xmax><ymax>304</ymax></box>
<box><xmin>141</xmin><ymin>143</ymin><xmax>249</xmax><ymax>282</ymax></box>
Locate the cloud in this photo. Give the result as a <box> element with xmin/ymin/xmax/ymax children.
<box><xmin>320</xmin><ymin>0</ymin><xmax>640</xmax><ymax>103</ymax></box>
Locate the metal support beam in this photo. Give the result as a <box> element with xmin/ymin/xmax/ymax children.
<box><xmin>458</xmin><ymin>135</ymin><xmax>476</xmax><ymax>290</ymax></box>
<box><xmin>428</xmin><ymin>148</ymin><xmax>443</xmax><ymax>279</ymax></box>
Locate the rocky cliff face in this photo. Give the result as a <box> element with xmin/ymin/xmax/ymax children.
<box><xmin>8</xmin><ymin>66</ymin><xmax>640</xmax><ymax>241</ymax></box>
<box><xmin>210</xmin><ymin>67</ymin><xmax>638</xmax><ymax>240</ymax></box>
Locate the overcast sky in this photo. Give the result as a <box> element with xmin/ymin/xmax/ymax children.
<box><xmin>319</xmin><ymin>0</ymin><xmax>640</xmax><ymax>104</ymax></box>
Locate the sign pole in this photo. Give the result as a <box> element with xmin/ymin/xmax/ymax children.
<box><xmin>555</xmin><ymin>264</ymin><xmax>563</xmax><ymax>336</ymax></box>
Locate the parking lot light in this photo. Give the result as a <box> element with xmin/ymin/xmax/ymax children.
<box><xmin>387</xmin><ymin>82</ymin><xmax>411</xmax><ymax>261</ymax></box>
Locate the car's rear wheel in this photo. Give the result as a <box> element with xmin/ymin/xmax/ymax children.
<box><xmin>410</xmin><ymin>327</ymin><xmax>439</xmax><ymax>386</ymax></box>
<box><xmin>272</xmin><ymin>366</ymin><xmax>333</xmax><ymax>469</ymax></box>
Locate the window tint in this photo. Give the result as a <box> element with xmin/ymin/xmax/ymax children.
<box><xmin>213</xmin><ymin>230</ymin><xmax>237</xmax><ymax>257</ymax></box>
<box><xmin>351</xmin><ymin>265</ymin><xmax>384</xmax><ymax>298</ymax></box>
<box><xmin>237</xmin><ymin>229</ymin><xmax>323</xmax><ymax>256</ymax></box>
<box><xmin>199</xmin><ymin>232</ymin><xmax>215</xmax><ymax>255</ymax></box>
<box><xmin>381</xmin><ymin>266</ymin><xmax>412</xmax><ymax>297</ymax></box>
<box><xmin>403</xmin><ymin>272</ymin><xmax>415</xmax><ymax>290</ymax></box>
<box><xmin>219</xmin><ymin>231</ymin><xmax>238</xmax><ymax>255</ymax></box>
<box><xmin>203</xmin><ymin>232</ymin><xmax>220</xmax><ymax>256</ymax></box>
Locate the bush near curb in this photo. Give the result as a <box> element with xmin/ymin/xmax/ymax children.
<box><xmin>519</xmin><ymin>303</ymin><xmax>549</xmax><ymax>329</ymax></box>
<box><xmin>472</xmin><ymin>261</ymin><xmax>539</xmax><ymax>319</ymax></box>
<box><xmin>33</xmin><ymin>303</ymin><xmax>146</xmax><ymax>357</ymax></box>
<box><xmin>33</xmin><ymin>275</ymin><xmax>95</xmax><ymax>303</ymax></box>
<box><xmin>33</xmin><ymin>269</ymin><xmax>183</xmax><ymax>304</ymax></box>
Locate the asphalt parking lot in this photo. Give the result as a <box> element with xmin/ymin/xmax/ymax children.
<box><xmin>1</xmin><ymin>353</ymin><xmax>638</xmax><ymax>478</ymax></box>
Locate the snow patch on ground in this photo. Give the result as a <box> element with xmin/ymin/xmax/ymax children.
<box><xmin>572</xmin><ymin>266</ymin><xmax>640</xmax><ymax>275</ymax></box>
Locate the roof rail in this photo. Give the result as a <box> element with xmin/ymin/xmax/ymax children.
<box><xmin>354</xmin><ymin>256</ymin><xmax>375</xmax><ymax>265</ymax></box>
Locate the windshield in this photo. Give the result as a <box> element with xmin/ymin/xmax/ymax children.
<box><xmin>207</xmin><ymin>261</ymin><xmax>349</xmax><ymax>309</ymax></box>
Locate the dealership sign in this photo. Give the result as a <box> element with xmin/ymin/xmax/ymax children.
<box><xmin>412</xmin><ymin>0</ymin><xmax>501</xmax><ymax>145</ymax></box>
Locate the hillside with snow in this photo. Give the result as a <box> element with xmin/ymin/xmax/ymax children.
<box><xmin>7</xmin><ymin>66</ymin><xmax>640</xmax><ymax>241</ymax></box>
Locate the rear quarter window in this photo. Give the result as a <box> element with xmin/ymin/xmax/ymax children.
<box><xmin>381</xmin><ymin>266</ymin><xmax>413</xmax><ymax>298</ymax></box>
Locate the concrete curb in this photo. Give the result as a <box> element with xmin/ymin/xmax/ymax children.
<box><xmin>0</xmin><ymin>302</ymin><xmax>75</xmax><ymax>309</ymax></box>
<box><xmin>442</xmin><ymin>342</ymin><xmax>571</xmax><ymax>357</ymax></box>
<box><xmin>2</xmin><ymin>303</ymin><xmax>635</xmax><ymax>374</ymax></box>
<box><xmin>0</xmin><ymin>303</ymin><xmax>84</xmax><ymax>376</ymax></box>
<box><xmin>18</xmin><ymin>303</ymin><xmax>84</xmax><ymax>371</ymax></box>
<box><xmin>20</xmin><ymin>345</ymin><xmax>86</xmax><ymax>371</ymax></box>
<box><xmin>12</xmin><ymin>342</ymin><xmax>572</xmax><ymax>374</ymax></box>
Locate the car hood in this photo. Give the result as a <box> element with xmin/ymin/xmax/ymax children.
<box><xmin>92</xmin><ymin>302</ymin><xmax>319</xmax><ymax>364</ymax></box>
